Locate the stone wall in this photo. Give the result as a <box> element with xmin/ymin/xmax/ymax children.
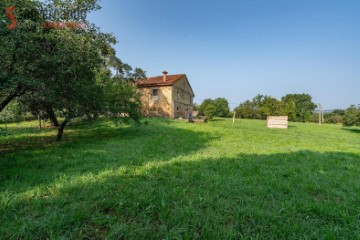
<box><xmin>173</xmin><ymin>76</ymin><xmax>194</xmax><ymax>118</ymax></box>
<box><xmin>138</xmin><ymin>86</ymin><xmax>173</xmax><ymax>117</ymax></box>
<box><xmin>137</xmin><ymin>76</ymin><xmax>194</xmax><ymax>118</ymax></box>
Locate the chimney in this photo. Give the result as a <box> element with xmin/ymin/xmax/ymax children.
<box><xmin>162</xmin><ymin>70</ymin><xmax>168</xmax><ymax>82</ymax></box>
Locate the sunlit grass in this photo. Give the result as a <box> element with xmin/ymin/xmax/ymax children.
<box><xmin>1</xmin><ymin>118</ymin><xmax>359</xmax><ymax>239</ymax></box>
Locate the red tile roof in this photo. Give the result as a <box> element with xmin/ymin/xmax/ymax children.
<box><xmin>137</xmin><ymin>74</ymin><xmax>185</xmax><ymax>87</ymax></box>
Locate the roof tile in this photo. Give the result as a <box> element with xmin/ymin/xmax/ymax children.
<box><xmin>137</xmin><ymin>74</ymin><xmax>185</xmax><ymax>87</ymax></box>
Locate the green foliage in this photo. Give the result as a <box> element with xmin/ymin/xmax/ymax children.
<box><xmin>213</xmin><ymin>97</ymin><xmax>230</xmax><ymax>117</ymax></box>
<box><xmin>234</xmin><ymin>100</ymin><xmax>260</xmax><ymax>119</ymax></box>
<box><xmin>332</xmin><ymin>109</ymin><xmax>346</xmax><ymax>116</ymax></box>
<box><xmin>0</xmin><ymin>0</ymin><xmax>45</xmax><ymax>111</ymax></box>
<box><xmin>235</xmin><ymin>93</ymin><xmax>315</xmax><ymax>122</ymax></box>
<box><xmin>281</xmin><ymin>98</ymin><xmax>296</xmax><ymax>120</ymax></box>
<box><xmin>0</xmin><ymin>127</ymin><xmax>7</xmax><ymax>136</ymax></box>
<box><xmin>282</xmin><ymin>94</ymin><xmax>317</xmax><ymax>122</ymax></box>
<box><xmin>320</xmin><ymin>109</ymin><xmax>347</xmax><ymax>124</ymax></box>
<box><xmin>198</xmin><ymin>98</ymin><xmax>230</xmax><ymax>119</ymax></box>
<box><xmin>103</xmin><ymin>76</ymin><xmax>142</xmax><ymax>125</ymax></box>
<box><xmin>203</xmin><ymin>102</ymin><xmax>216</xmax><ymax>119</ymax></box>
<box><xmin>324</xmin><ymin>114</ymin><xmax>344</xmax><ymax>124</ymax></box>
<box><xmin>259</xmin><ymin>95</ymin><xmax>281</xmax><ymax>117</ymax></box>
<box><xmin>198</xmin><ymin>99</ymin><xmax>212</xmax><ymax>114</ymax></box>
<box><xmin>192</xmin><ymin>103</ymin><xmax>199</xmax><ymax>111</ymax></box>
<box><xmin>307</xmin><ymin>107</ymin><xmax>359</xmax><ymax>125</ymax></box>
<box><xmin>343</xmin><ymin>105</ymin><xmax>360</xmax><ymax>127</ymax></box>
<box><xmin>1</xmin><ymin>0</ymin><xmax>110</xmax><ymax>136</ymax></box>
<box><xmin>0</xmin><ymin>0</ymin><xmax>145</xmax><ymax>140</ymax></box>
<box><xmin>0</xmin><ymin>101</ymin><xmax>23</xmax><ymax>124</ymax></box>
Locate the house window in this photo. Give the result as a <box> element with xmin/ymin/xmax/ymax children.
<box><xmin>152</xmin><ymin>89</ymin><xmax>159</xmax><ymax>101</ymax></box>
<box><xmin>177</xmin><ymin>91</ymin><xmax>180</xmax><ymax>100</ymax></box>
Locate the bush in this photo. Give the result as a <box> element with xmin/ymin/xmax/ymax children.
<box><xmin>325</xmin><ymin>115</ymin><xmax>343</xmax><ymax>124</ymax></box>
<box><xmin>0</xmin><ymin>127</ymin><xmax>7</xmax><ymax>136</ymax></box>
<box><xmin>198</xmin><ymin>98</ymin><xmax>230</xmax><ymax>119</ymax></box>
<box><xmin>343</xmin><ymin>105</ymin><xmax>360</xmax><ymax>127</ymax></box>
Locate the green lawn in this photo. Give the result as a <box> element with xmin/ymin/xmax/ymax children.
<box><xmin>1</xmin><ymin>118</ymin><xmax>359</xmax><ymax>239</ymax></box>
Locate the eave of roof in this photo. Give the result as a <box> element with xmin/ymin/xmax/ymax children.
<box><xmin>137</xmin><ymin>74</ymin><xmax>195</xmax><ymax>97</ymax></box>
<box><xmin>137</xmin><ymin>74</ymin><xmax>185</xmax><ymax>87</ymax></box>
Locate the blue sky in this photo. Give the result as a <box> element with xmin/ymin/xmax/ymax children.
<box><xmin>89</xmin><ymin>0</ymin><xmax>360</xmax><ymax>109</ymax></box>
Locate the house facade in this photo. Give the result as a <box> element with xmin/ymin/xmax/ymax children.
<box><xmin>137</xmin><ymin>71</ymin><xmax>195</xmax><ymax>118</ymax></box>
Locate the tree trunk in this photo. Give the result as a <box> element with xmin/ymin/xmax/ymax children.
<box><xmin>0</xmin><ymin>43</ymin><xmax>22</xmax><ymax>113</ymax></box>
<box><xmin>0</xmin><ymin>93</ymin><xmax>18</xmax><ymax>112</ymax></box>
<box><xmin>46</xmin><ymin>107</ymin><xmax>60</xmax><ymax>127</ymax></box>
<box><xmin>38</xmin><ymin>115</ymin><xmax>42</xmax><ymax>130</ymax></box>
<box><xmin>56</xmin><ymin>119</ymin><xmax>69</xmax><ymax>142</ymax></box>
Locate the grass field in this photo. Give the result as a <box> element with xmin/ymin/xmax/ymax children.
<box><xmin>0</xmin><ymin>118</ymin><xmax>359</xmax><ymax>239</ymax></box>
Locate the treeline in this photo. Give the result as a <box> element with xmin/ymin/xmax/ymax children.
<box><xmin>197</xmin><ymin>94</ymin><xmax>317</xmax><ymax>122</ymax></box>
<box><xmin>234</xmin><ymin>94</ymin><xmax>316</xmax><ymax>122</ymax></box>
<box><xmin>197</xmin><ymin>94</ymin><xmax>360</xmax><ymax>127</ymax></box>
<box><xmin>312</xmin><ymin>106</ymin><xmax>359</xmax><ymax>127</ymax></box>
<box><xmin>236</xmin><ymin>94</ymin><xmax>360</xmax><ymax>126</ymax></box>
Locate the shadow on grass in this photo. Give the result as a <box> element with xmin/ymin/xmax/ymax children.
<box><xmin>342</xmin><ymin>127</ymin><xmax>360</xmax><ymax>134</ymax></box>
<box><xmin>1</xmin><ymin>149</ymin><xmax>359</xmax><ymax>239</ymax></box>
<box><xmin>0</xmin><ymin>120</ymin><xmax>116</xmax><ymax>154</ymax></box>
<box><xmin>0</xmin><ymin>118</ymin><xmax>217</xmax><ymax>194</ymax></box>
<box><xmin>209</xmin><ymin>118</ymin><xmax>227</xmax><ymax>122</ymax></box>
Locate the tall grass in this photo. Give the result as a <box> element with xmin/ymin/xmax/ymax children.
<box><xmin>1</xmin><ymin>118</ymin><xmax>359</xmax><ymax>239</ymax></box>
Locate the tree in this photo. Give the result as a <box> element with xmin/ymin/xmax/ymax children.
<box><xmin>234</xmin><ymin>100</ymin><xmax>258</xmax><ymax>119</ymax></box>
<box><xmin>332</xmin><ymin>109</ymin><xmax>346</xmax><ymax>116</ymax></box>
<box><xmin>343</xmin><ymin>105</ymin><xmax>360</xmax><ymax>127</ymax></box>
<box><xmin>0</xmin><ymin>100</ymin><xmax>23</xmax><ymax>132</ymax></box>
<box><xmin>260</xmin><ymin>96</ymin><xmax>280</xmax><ymax>118</ymax></box>
<box><xmin>319</xmin><ymin>109</ymin><xmax>346</xmax><ymax>124</ymax></box>
<box><xmin>282</xmin><ymin>94</ymin><xmax>317</xmax><ymax>122</ymax></box>
<box><xmin>235</xmin><ymin>94</ymin><xmax>305</xmax><ymax>121</ymax></box>
<box><xmin>198</xmin><ymin>98</ymin><xmax>230</xmax><ymax>119</ymax></box>
<box><xmin>198</xmin><ymin>99</ymin><xmax>214</xmax><ymax>117</ymax></box>
<box><xmin>100</xmin><ymin>64</ymin><xmax>145</xmax><ymax>125</ymax></box>
<box><xmin>192</xmin><ymin>103</ymin><xmax>199</xmax><ymax>111</ymax></box>
<box><xmin>0</xmin><ymin>0</ymin><xmax>45</xmax><ymax>112</ymax></box>
<box><xmin>213</xmin><ymin>98</ymin><xmax>230</xmax><ymax>117</ymax></box>
<box><xmin>1</xmin><ymin>0</ymin><xmax>145</xmax><ymax>141</ymax></box>
<box><xmin>203</xmin><ymin>103</ymin><xmax>217</xmax><ymax>120</ymax></box>
<box><xmin>235</xmin><ymin>95</ymin><xmax>279</xmax><ymax>120</ymax></box>
<box><xmin>250</xmin><ymin>94</ymin><xmax>266</xmax><ymax>119</ymax></box>
<box><xmin>279</xmin><ymin>99</ymin><xmax>296</xmax><ymax>120</ymax></box>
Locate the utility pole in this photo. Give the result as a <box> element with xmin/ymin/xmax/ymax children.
<box><xmin>233</xmin><ymin>111</ymin><xmax>236</xmax><ymax>124</ymax></box>
<box><xmin>318</xmin><ymin>103</ymin><xmax>322</xmax><ymax>125</ymax></box>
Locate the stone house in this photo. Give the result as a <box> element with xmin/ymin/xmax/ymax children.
<box><xmin>136</xmin><ymin>71</ymin><xmax>195</xmax><ymax>118</ymax></box>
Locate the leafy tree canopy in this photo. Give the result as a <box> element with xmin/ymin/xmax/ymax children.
<box><xmin>235</xmin><ymin>93</ymin><xmax>314</xmax><ymax>122</ymax></box>
<box><xmin>282</xmin><ymin>94</ymin><xmax>317</xmax><ymax>122</ymax></box>
<box><xmin>198</xmin><ymin>98</ymin><xmax>230</xmax><ymax>119</ymax></box>
<box><xmin>343</xmin><ymin>105</ymin><xmax>360</xmax><ymax>127</ymax></box>
<box><xmin>0</xmin><ymin>0</ymin><xmax>146</xmax><ymax>141</ymax></box>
